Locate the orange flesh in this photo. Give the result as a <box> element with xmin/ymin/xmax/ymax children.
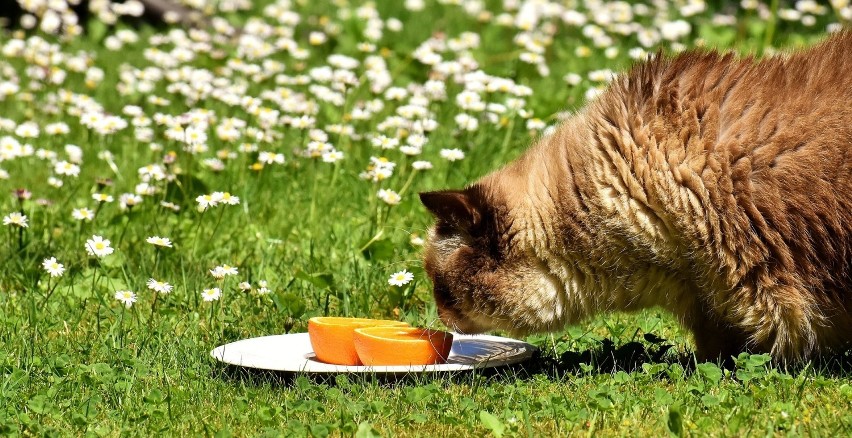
<box><xmin>307</xmin><ymin>317</ymin><xmax>409</xmax><ymax>365</ymax></box>
<box><xmin>353</xmin><ymin>326</ymin><xmax>454</xmax><ymax>366</ymax></box>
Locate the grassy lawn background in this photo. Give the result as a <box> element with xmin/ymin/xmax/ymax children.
<box><xmin>1</xmin><ymin>0</ymin><xmax>850</xmax><ymax>435</ymax></box>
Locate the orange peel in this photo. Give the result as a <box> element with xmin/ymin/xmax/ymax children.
<box><xmin>353</xmin><ymin>326</ymin><xmax>454</xmax><ymax>366</ymax></box>
<box><xmin>307</xmin><ymin>317</ymin><xmax>409</xmax><ymax>365</ymax></box>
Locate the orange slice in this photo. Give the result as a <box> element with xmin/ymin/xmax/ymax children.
<box><xmin>307</xmin><ymin>317</ymin><xmax>409</xmax><ymax>365</ymax></box>
<box><xmin>353</xmin><ymin>326</ymin><xmax>454</xmax><ymax>366</ymax></box>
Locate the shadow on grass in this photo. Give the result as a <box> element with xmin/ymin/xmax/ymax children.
<box><xmin>522</xmin><ymin>337</ymin><xmax>692</xmax><ymax>377</ymax></box>
<box><xmin>520</xmin><ymin>337</ymin><xmax>852</xmax><ymax>379</ymax></box>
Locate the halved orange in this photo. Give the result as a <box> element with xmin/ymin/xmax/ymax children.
<box><xmin>353</xmin><ymin>326</ymin><xmax>454</xmax><ymax>366</ymax></box>
<box><xmin>307</xmin><ymin>317</ymin><xmax>409</xmax><ymax>365</ymax></box>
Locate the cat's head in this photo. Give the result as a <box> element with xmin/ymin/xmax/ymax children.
<box><xmin>419</xmin><ymin>179</ymin><xmax>569</xmax><ymax>335</ymax></box>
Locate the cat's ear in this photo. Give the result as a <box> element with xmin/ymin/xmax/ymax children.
<box><xmin>419</xmin><ymin>190</ymin><xmax>482</xmax><ymax>229</ymax></box>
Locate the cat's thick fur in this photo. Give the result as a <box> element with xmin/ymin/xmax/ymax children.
<box><xmin>420</xmin><ymin>32</ymin><xmax>852</xmax><ymax>362</ymax></box>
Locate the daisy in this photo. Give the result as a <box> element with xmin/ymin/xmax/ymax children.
<box><xmin>238</xmin><ymin>281</ymin><xmax>252</xmax><ymax>292</ymax></box>
<box><xmin>46</xmin><ymin>121</ymin><xmax>70</xmax><ymax>134</ymax></box>
<box><xmin>258</xmin><ymin>151</ymin><xmax>285</xmax><ymax>164</ymax></box>
<box><xmin>147</xmin><ymin>278</ymin><xmax>173</xmax><ymax>294</ymax></box>
<box><xmin>221</xmin><ymin>265</ymin><xmax>239</xmax><ymax>276</ymax></box>
<box><xmin>72</xmin><ymin>208</ymin><xmax>94</xmax><ymax>221</ymax></box>
<box><xmin>184</xmin><ymin>126</ymin><xmax>207</xmax><ymax>145</ymax></box>
<box><xmin>588</xmin><ymin>69</ymin><xmax>616</xmax><ymax>83</ymax></box>
<box><xmin>14</xmin><ymin>121</ymin><xmax>39</xmax><ymax>138</ymax></box>
<box><xmin>256</xmin><ymin>283</ymin><xmax>271</xmax><ymax>294</ymax></box>
<box><xmin>377</xmin><ymin>189</ymin><xmax>402</xmax><ymax>206</ymax></box>
<box><xmin>309</xmin><ymin>32</ymin><xmax>327</xmax><ymax>45</ymax></box>
<box><xmin>92</xmin><ymin>193</ymin><xmax>114</xmax><ymax>203</ymax></box>
<box><xmin>42</xmin><ymin>257</ymin><xmax>65</xmax><ymax>277</ymax></box>
<box><xmin>629</xmin><ymin>48</ymin><xmax>649</xmax><ymax>60</ymax></box>
<box><xmin>455</xmin><ymin>113</ymin><xmax>479</xmax><ymax>131</ymax></box>
<box><xmin>440</xmin><ymin>148</ymin><xmax>466</xmax><ymax>161</ymax></box>
<box><xmin>119</xmin><ymin>193</ymin><xmax>143</xmax><ymax>210</ymax></box>
<box><xmin>201</xmin><ymin>287</ymin><xmax>222</xmax><ymax>302</ymax></box>
<box><xmin>54</xmin><ymin>160</ymin><xmax>80</xmax><ymax>177</ymax></box>
<box><xmin>388</xmin><ymin>270</ymin><xmax>414</xmax><ymax>287</ymax></box>
<box><xmin>399</xmin><ymin>146</ymin><xmax>421</xmax><ymax>156</ymax></box>
<box><xmin>215</xmin><ymin>192</ymin><xmax>240</xmax><ymax>205</ymax></box>
<box><xmin>146</xmin><ymin>236</ymin><xmax>173</xmax><ymax>248</ymax></box>
<box><xmin>371</xmin><ymin>135</ymin><xmax>399</xmax><ymax>150</ymax></box>
<box><xmin>195</xmin><ymin>194</ymin><xmax>218</xmax><ymax>211</ymax></box>
<box><xmin>412</xmin><ymin>160</ymin><xmax>433</xmax><ymax>170</ymax></box>
<box><xmin>322</xmin><ymin>150</ymin><xmax>344</xmax><ymax>163</ymax></box>
<box><xmin>85</xmin><ymin>235</ymin><xmax>114</xmax><ymax>257</ymax></box>
<box><xmin>3</xmin><ymin>212</ymin><xmax>27</xmax><ymax>228</ymax></box>
<box><xmin>305</xmin><ymin>141</ymin><xmax>333</xmax><ymax>157</ymax></box>
<box><xmin>526</xmin><ymin>118</ymin><xmax>547</xmax><ymax>130</ymax></box>
<box><xmin>65</xmin><ymin>144</ymin><xmax>83</xmax><ymax>163</ymax></box>
<box><xmin>660</xmin><ymin>20</ymin><xmax>691</xmax><ymax>41</ymax></box>
<box><xmin>160</xmin><ymin>201</ymin><xmax>181</xmax><ymax>212</ymax></box>
<box><xmin>114</xmin><ymin>290</ymin><xmax>137</xmax><ymax>308</ymax></box>
<box><xmin>210</xmin><ymin>264</ymin><xmax>238</xmax><ymax>279</ymax></box>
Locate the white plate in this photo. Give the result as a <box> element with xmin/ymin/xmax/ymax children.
<box><xmin>210</xmin><ymin>332</ymin><xmax>537</xmax><ymax>373</ymax></box>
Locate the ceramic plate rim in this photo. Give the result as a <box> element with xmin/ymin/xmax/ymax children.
<box><xmin>210</xmin><ymin>332</ymin><xmax>537</xmax><ymax>374</ymax></box>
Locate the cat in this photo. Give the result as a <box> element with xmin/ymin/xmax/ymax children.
<box><xmin>420</xmin><ymin>31</ymin><xmax>852</xmax><ymax>363</ymax></box>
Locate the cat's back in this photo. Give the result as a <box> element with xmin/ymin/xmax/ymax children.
<box><xmin>652</xmin><ymin>33</ymin><xmax>852</xmax><ymax>334</ymax></box>
<box><xmin>709</xmin><ymin>31</ymin><xmax>852</xmax><ymax>155</ymax></box>
<box><xmin>645</xmin><ymin>31</ymin><xmax>852</xmax><ymax>152</ymax></box>
<box><xmin>588</xmin><ymin>33</ymin><xmax>849</xmax><ymax>297</ymax></box>
<box><xmin>620</xmin><ymin>33</ymin><xmax>852</xmax><ymax>355</ymax></box>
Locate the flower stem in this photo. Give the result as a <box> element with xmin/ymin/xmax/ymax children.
<box><xmin>499</xmin><ymin>114</ymin><xmax>516</xmax><ymax>156</ymax></box>
<box><xmin>191</xmin><ymin>210</ymin><xmax>206</xmax><ymax>258</ymax></box>
<box><xmin>150</xmin><ymin>292</ymin><xmax>160</xmax><ymax>322</ymax></box>
<box><xmin>209</xmin><ymin>204</ymin><xmax>227</xmax><ymax>239</ymax></box>
<box><xmin>309</xmin><ymin>160</ymin><xmax>320</xmax><ymax>228</ymax></box>
<box><xmin>396</xmin><ymin>169</ymin><xmax>419</xmax><ymax>198</ymax></box>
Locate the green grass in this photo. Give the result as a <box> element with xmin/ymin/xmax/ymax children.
<box><xmin>1</xmin><ymin>0</ymin><xmax>850</xmax><ymax>436</ymax></box>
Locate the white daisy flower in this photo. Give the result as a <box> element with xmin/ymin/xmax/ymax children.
<box><xmin>440</xmin><ymin>148</ymin><xmax>465</xmax><ymax>161</ymax></box>
<box><xmin>146</xmin><ymin>236</ymin><xmax>173</xmax><ymax>248</ymax></box>
<box><xmin>147</xmin><ymin>278</ymin><xmax>173</xmax><ymax>294</ymax></box>
<box><xmin>85</xmin><ymin>235</ymin><xmax>114</xmax><ymax>257</ymax></box>
<box><xmin>115</xmin><ymin>290</ymin><xmax>137</xmax><ymax>308</ymax></box>
<box><xmin>42</xmin><ymin>257</ymin><xmax>65</xmax><ymax>277</ymax></box>
<box><xmin>388</xmin><ymin>270</ymin><xmax>414</xmax><ymax>287</ymax></box>
<box><xmin>201</xmin><ymin>287</ymin><xmax>222</xmax><ymax>302</ymax></box>
<box><xmin>3</xmin><ymin>212</ymin><xmax>27</xmax><ymax>228</ymax></box>
<box><xmin>377</xmin><ymin>189</ymin><xmax>402</xmax><ymax>206</ymax></box>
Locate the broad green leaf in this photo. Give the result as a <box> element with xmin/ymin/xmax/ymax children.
<box><xmin>696</xmin><ymin>362</ymin><xmax>723</xmax><ymax>384</ymax></box>
<box><xmin>479</xmin><ymin>411</ymin><xmax>505</xmax><ymax>438</ymax></box>
<box><xmin>354</xmin><ymin>421</ymin><xmax>382</xmax><ymax>438</ymax></box>
<box><xmin>667</xmin><ymin>403</ymin><xmax>683</xmax><ymax>437</ymax></box>
<box><xmin>27</xmin><ymin>395</ymin><xmax>51</xmax><ymax>415</ymax></box>
<box><xmin>360</xmin><ymin>238</ymin><xmax>395</xmax><ymax>261</ymax></box>
<box><xmin>294</xmin><ymin>269</ymin><xmax>334</xmax><ymax>289</ymax></box>
<box><xmin>272</xmin><ymin>292</ymin><xmax>306</xmax><ymax>318</ymax></box>
<box><xmin>701</xmin><ymin>394</ymin><xmax>720</xmax><ymax>407</ymax></box>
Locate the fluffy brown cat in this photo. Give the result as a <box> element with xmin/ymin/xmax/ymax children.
<box><xmin>420</xmin><ymin>32</ymin><xmax>852</xmax><ymax>363</ymax></box>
